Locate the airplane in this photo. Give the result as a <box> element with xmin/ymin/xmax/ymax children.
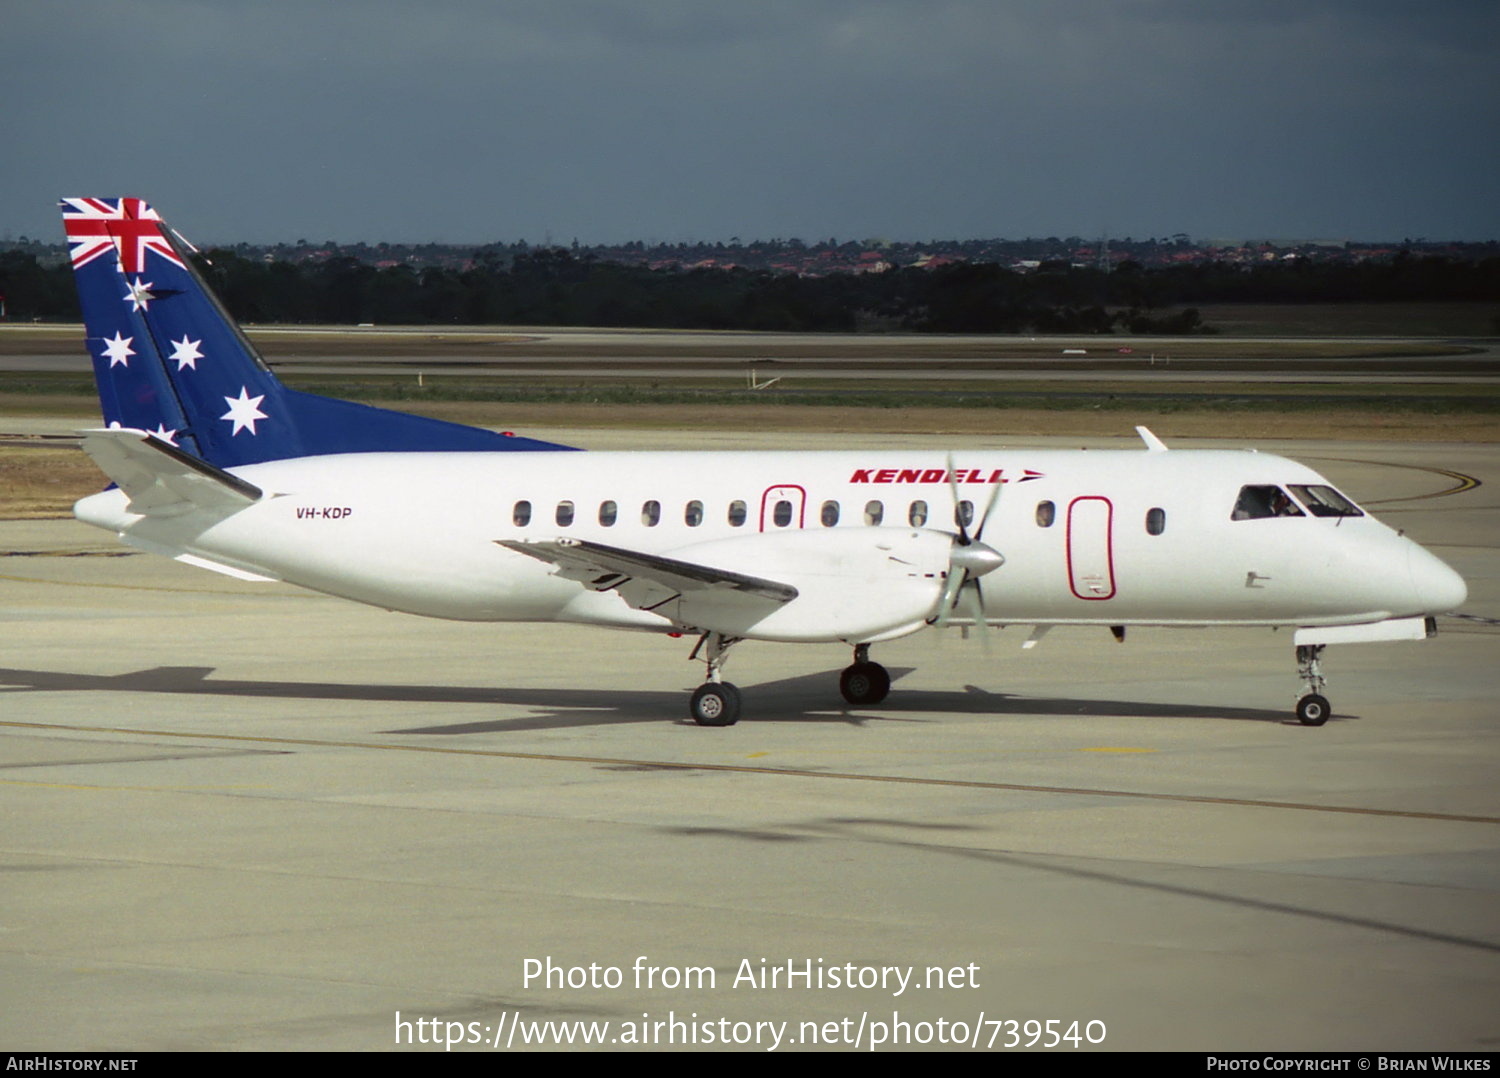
<box><xmin>59</xmin><ymin>197</ymin><xmax>1468</xmax><ymax>727</ymax></box>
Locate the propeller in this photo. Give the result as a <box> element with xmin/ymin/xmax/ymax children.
<box><xmin>933</xmin><ymin>454</ymin><xmax>1005</xmax><ymax>632</ymax></box>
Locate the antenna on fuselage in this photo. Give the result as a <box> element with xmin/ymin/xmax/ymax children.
<box><xmin>1136</xmin><ymin>426</ymin><xmax>1169</xmax><ymax>452</ymax></box>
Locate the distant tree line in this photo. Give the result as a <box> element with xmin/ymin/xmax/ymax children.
<box><xmin>2</xmin><ymin>248</ymin><xmax>1496</xmax><ymax>333</ymax></box>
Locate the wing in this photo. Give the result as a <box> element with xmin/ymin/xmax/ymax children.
<box><xmin>498</xmin><ymin>528</ymin><xmax>957</xmax><ymax>643</ymax></box>
<box><xmin>497</xmin><ymin>536</ymin><xmax>798</xmax><ymax>614</ymax></box>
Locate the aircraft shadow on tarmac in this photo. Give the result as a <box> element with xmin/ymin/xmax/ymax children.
<box><xmin>0</xmin><ymin>664</ymin><xmax>1297</xmax><ymax>733</ymax></box>
<box><xmin>657</xmin><ymin>817</ymin><xmax>1500</xmax><ymax>956</ymax></box>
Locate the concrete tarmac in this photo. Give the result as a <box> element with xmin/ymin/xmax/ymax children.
<box><xmin>2</xmin><ymin>429</ymin><xmax>1497</xmax><ymax>1052</ymax></box>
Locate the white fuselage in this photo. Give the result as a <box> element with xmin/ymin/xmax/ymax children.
<box><xmin>74</xmin><ymin>448</ymin><xmax>1467</xmax><ymax>643</ymax></box>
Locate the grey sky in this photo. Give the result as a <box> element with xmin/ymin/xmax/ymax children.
<box><xmin>3</xmin><ymin>0</ymin><xmax>1496</xmax><ymax>244</ymax></box>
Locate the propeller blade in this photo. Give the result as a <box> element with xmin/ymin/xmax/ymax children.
<box><xmin>945</xmin><ymin>452</ymin><xmax>972</xmax><ymax>545</ymax></box>
<box><xmin>933</xmin><ymin>566</ymin><xmax>967</xmax><ymax>625</ymax></box>
<box><xmin>937</xmin><ymin>453</ymin><xmax>1005</xmax><ymax>638</ymax></box>
<box><xmin>963</xmin><ymin>576</ymin><xmax>992</xmax><ymax>654</ymax></box>
<box><xmin>973</xmin><ymin>472</ymin><xmax>1004</xmax><ymax>543</ymax></box>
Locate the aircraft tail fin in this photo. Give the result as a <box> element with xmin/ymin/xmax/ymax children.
<box><xmin>60</xmin><ymin>197</ymin><xmax>572</xmax><ymax>468</ymax></box>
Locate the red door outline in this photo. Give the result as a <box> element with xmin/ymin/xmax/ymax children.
<box><xmin>1066</xmin><ymin>495</ymin><xmax>1116</xmax><ymax>600</ymax></box>
<box><xmin>759</xmin><ymin>485</ymin><xmax>806</xmax><ymax>531</ymax></box>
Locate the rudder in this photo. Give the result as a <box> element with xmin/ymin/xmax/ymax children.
<box><xmin>60</xmin><ymin>197</ymin><xmax>572</xmax><ymax>467</ymax></box>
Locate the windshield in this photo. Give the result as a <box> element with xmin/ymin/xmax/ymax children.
<box><xmin>1231</xmin><ymin>485</ymin><xmax>1305</xmax><ymax>520</ymax></box>
<box><xmin>1288</xmin><ymin>484</ymin><xmax>1364</xmax><ymax>518</ymax></box>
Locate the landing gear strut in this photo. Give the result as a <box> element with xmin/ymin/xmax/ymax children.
<box><xmin>688</xmin><ymin>632</ymin><xmax>742</xmax><ymax>726</ymax></box>
<box><xmin>839</xmin><ymin>644</ymin><xmax>891</xmax><ymax>706</ymax></box>
<box><xmin>1294</xmin><ymin>644</ymin><xmax>1331</xmax><ymax>726</ymax></box>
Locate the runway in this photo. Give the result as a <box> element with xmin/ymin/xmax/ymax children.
<box><xmin>6</xmin><ymin>324</ymin><xmax>1500</xmax><ymax>386</ymax></box>
<box><xmin>2</xmin><ymin>429</ymin><xmax>1497</xmax><ymax>1051</ymax></box>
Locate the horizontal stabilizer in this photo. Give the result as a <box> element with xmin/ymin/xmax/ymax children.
<box><xmin>79</xmin><ymin>427</ymin><xmax>263</xmax><ymax>515</ymax></box>
<box><xmin>497</xmin><ymin>536</ymin><xmax>798</xmax><ymax>610</ymax></box>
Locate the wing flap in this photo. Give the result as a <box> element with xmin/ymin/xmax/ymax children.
<box><xmin>79</xmin><ymin>428</ymin><xmax>263</xmax><ymax>515</ymax></box>
<box><xmin>497</xmin><ymin>536</ymin><xmax>798</xmax><ymax>612</ymax></box>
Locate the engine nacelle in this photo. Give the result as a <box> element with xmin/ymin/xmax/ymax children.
<box><xmin>662</xmin><ymin>527</ymin><xmax>956</xmax><ymax>642</ymax></box>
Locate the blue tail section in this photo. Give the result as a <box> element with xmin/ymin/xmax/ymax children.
<box><xmin>60</xmin><ymin>197</ymin><xmax>573</xmax><ymax>466</ymax></box>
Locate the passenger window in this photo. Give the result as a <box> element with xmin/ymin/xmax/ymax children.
<box><xmin>641</xmin><ymin>500</ymin><xmax>661</xmax><ymax>526</ymax></box>
<box><xmin>955</xmin><ymin>500</ymin><xmax>974</xmax><ymax>528</ymax></box>
<box><xmin>909</xmin><ymin>500</ymin><xmax>928</xmax><ymax>527</ymax></box>
<box><xmin>1231</xmin><ymin>485</ymin><xmax>1304</xmax><ymax>521</ymax></box>
<box><xmin>598</xmin><ymin>500</ymin><xmax>617</xmax><ymax>527</ymax></box>
<box><xmin>864</xmin><ymin>500</ymin><xmax>884</xmax><ymax>526</ymax></box>
<box><xmin>1288</xmin><ymin>484</ymin><xmax>1364</xmax><ymax>518</ymax></box>
<box><xmin>556</xmin><ymin>500</ymin><xmax>575</xmax><ymax>527</ymax></box>
<box><xmin>773</xmin><ymin>500</ymin><xmax>793</xmax><ymax>527</ymax></box>
<box><xmin>685</xmin><ymin>500</ymin><xmax>704</xmax><ymax>527</ymax></box>
<box><xmin>1146</xmin><ymin>507</ymin><xmax>1166</xmax><ymax>535</ymax></box>
<box><xmin>821</xmin><ymin>500</ymin><xmax>840</xmax><ymax>527</ymax></box>
<box><xmin>513</xmin><ymin>500</ymin><xmax>532</xmax><ymax>527</ymax></box>
<box><xmin>1035</xmin><ymin>500</ymin><xmax>1055</xmax><ymax>527</ymax></box>
<box><xmin>727</xmin><ymin>500</ymin><xmax>747</xmax><ymax>527</ymax></box>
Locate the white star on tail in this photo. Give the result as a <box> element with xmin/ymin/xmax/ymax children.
<box><xmin>221</xmin><ymin>387</ymin><xmax>268</xmax><ymax>436</ymax></box>
<box><xmin>123</xmin><ymin>277</ymin><xmax>155</xmax><ymax>312</ymax></box>
<box><xmin>147</xmin><ymin>425</ymin><xmax>178</xmax><ymax>446</ymax></box>
<box><xmin>100</xmin><ymin>331</ymin><xmax>135</xmax><ymax>367</ymax></box>
<box><xmin>169</xmin><ymin>335</ymin><xmax>203</xmax><ymax>370</ymax></box>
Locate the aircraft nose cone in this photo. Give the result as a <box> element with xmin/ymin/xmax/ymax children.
<box><xmin>1408</xmin><ymin>544</ymin><xmax>1467</xmax><ymax>613</ymax></box>
<box><xmin>952</xmin><ymin>540</ymin><xmax>1004</xmax><ymax>578</ymax></box>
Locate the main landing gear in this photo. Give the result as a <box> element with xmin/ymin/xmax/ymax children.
<box><xmin>839</xmin><ymin>643</ymin><xmax>891</xmax><ymax>706</ymax></box>
<box><xmin>688</xmin><ymin>631</ymin><xmax>742</xmax><ymax>726</ymax></box>
<box><xmin>687</xmin><ymin>637</ymin><xmax>894</xmax><ymax>725</ymax></box>
<box><xmin>1294</xmin><ymin>644</ymin><xmax>1331</xmax><ymax>726</ymax></box>
<box><xmin>690</xmin><ymin>681</ymin><xmax>740</xmax><ymax>726</ymax></box>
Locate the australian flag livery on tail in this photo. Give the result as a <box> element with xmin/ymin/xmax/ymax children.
<box><xmin>61</xmin><ymin>197</ymin><xmax>571</xmax><ymax>467</ymax></box>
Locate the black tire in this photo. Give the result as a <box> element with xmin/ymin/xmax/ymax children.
<box><xmin>1296</xmin><ymin>693</ymin><xmax>1331</xmax><ymax>726</ymax></box>
<box><xmin>690</xmin><ymin>682</ymin><xmax>740</xmax><ymax>726</ymax></box>
<box><xmin>840</xmin><ymin>661</ymin><xmax>891</xmax><ymax>706</ymax></box>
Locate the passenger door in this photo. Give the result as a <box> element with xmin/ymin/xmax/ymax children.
<box><xmin>1066</xmin><ymin>495</ymin><xmax>1116</xmax><ymax>600</ymax></box>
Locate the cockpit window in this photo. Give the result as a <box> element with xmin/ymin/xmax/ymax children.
<box><xmin>1288</xmin><ymin>484</ymin><xmax>1364</xmax><ymax>518</ymax></box>
<box><xmin>1231</xmin><ymin>485</ymin><xmax>1305</xmax><ymax>520</ymax></box>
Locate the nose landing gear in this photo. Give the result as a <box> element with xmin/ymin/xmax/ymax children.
<box><xmin>1295</xmin><ymin>644</ymin><xmax>1331</xmax><ymax>726</ymax></box>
